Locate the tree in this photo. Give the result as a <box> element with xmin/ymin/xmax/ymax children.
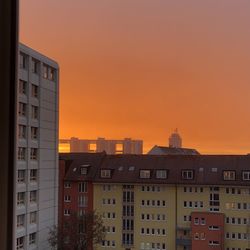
<box><xmin>48</xmin><ymin>211</ymin><xmax>106</xmax><ymax>250</ymax></box>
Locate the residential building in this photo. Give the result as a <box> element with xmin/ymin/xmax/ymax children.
<box><xmin>59</xmin><ymin>153</ymin><xmax>250</xmax><ymax>250</ymax></box>
<box><xmin>15</xmin><ymin>44</ymin><xmax>59</xmax><ymax>250</ymax></box>
<box><xmin>59</xmin><ymin>137</ymin><xmax>143</xmax><ymax>154</ymax></box>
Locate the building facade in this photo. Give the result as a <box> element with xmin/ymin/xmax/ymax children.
<box><xmin>15</xmin><ymin>44</ymin><xmax>59</xmax><ymax>250</ymax></box>
<box><xmin>59</xmin><ymin>137</ymin><xmax>143</xmax><ymax>154</ymax></box>
<box><xmin>60</xmin><ymin>153</ymin><xmax>250</xmax><ymax>250</ymax></box>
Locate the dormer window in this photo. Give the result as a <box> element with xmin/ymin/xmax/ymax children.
<box><xmin>156</xmin><ymin>170</ymin><xmax>167</xmax><ymax>179</ymax></box>
<box><xmin>182</xmin><ymin>170</ymin><xmax>194</xmax><ymax>180</ymax></box>
<box><xmin>140</xmin><ymin>170</ymin><xmax>151</xmax><ymax>179</ymax></box>
<box><xmin>101</xmin><ymin>169</ymin><xmax>111</xmax><ymax>178</ymax></box>
<box><xmin>223</xmin><ymin>171</ymin><xmax>236</xmax><ymax>181</ymax></box>
<box><xmin>242</xmin><ymin>171</ymin><xmax>250</xmax><ymax>181</ymax></box>
<box><xmin>80</xmin><ymin>167</ymin><xmax>87</xmax><ymax>175</ymax></box>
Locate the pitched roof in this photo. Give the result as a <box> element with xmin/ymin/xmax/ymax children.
<box><xmin>148</xmin><ymin>145</ymin><xmax>199</xmax><ymax>155</ymax></box>
<box><xmin>60</xmin><ymin>153</ymin><xmax>250</xmax><ymax>186</ymax></box>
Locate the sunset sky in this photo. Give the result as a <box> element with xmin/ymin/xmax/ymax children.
<box><xmin>20</xmin><ymin>0</ymin><xmax>250</xmax><ymax>154</ymax></box>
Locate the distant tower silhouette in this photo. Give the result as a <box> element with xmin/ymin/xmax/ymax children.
<box><xmin>169</xmin><ymin>129</ymin><xmax>182</xmax><ymax>148</ymax></box>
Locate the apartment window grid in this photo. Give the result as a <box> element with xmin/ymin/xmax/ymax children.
<box><xmin>140</xmin><ymin>242</ymin><xmax>166</xmax><ymax>250</ymax></box>
<box><xmin>16</xmin><ymin>236</ymin><xmax>24</xmax><ymax>250</ymax></box>
<box><xmin>64</xmin><ymin>182</ymin><xmax>71</xmax><ymax>188</ymax></box>
<box><xmin>17</xmin><ymin>214</ymin><xmax>25</xmax><ymax>228</ymax></box>
<box><xmin>18</xmin><ymin>79</ymin><xmax>27</xmax><ymax>95</ymax></box>
<box><xmin>18</xmin><ymin>102</ymin><xmax>26</xmax><ymax>117</ymax></box>
<box><xmin>183</xmin><ymin>186</ymin><xmax>203</xmax><ymax>193</ymax></box>
<box><xmin>140</xmin><ymin>169</ymin><xmax>151</xmax><ymax>179</ymax></box>
<box><xmin>100</xmin><ymin>169</ymin><xmax>111</xmax><ymax>178</ymax></box>
<box><xmin>209</xmin><ymin>187</ymin><xmax>220</xmax><ymax>212</ymax></box>
<box><xmin>140</xmin><ymin>227</ymin><xmax>166</xmax><ymax>236</ymax></box>
<box><xmin>18</xmin><ymin>124</ymin><xmax>26</xmax><ymax>139</ymax></box>
<box><xmin>43</xmin><ymin>64</ymin><xmax>56</xmax><ymax>81</ymax></box>
<box><xmin>20</xmin><ymin>52</ymin><xmax>28</xmax><ymax>69</ymax></box>
<box><xmin>141</xmin><ymin>199</ymin><xmax>166</xmax><ymax>207</ymax></box>
<box><xmin>223</xmin><ymin>170</ymin><xmax>236</xmax><ymax>181</ymax></box>
<box><xmin>31</xmin><ymin>58</ymin><xmax>40</xmax><ymax>74</ymax></box>
<box><xmin>141</xmin><ymin>213</ymin><xmax>166</xmax><ymax>221</ymax></box>
<box><xmin>30</xmin><ymin>148</ymin><xmax>38</xmax><ymax>160</ymax></box>
<box><xmin>18</xmin><ymin>147</ymin><xmax>26</xmax><ymax>160</ymax></box>
<box><xmin>64</xmin><ymin>195</ymin><xmax>71</xmax><ymax>202</ymax></box>
<box><xmin>141</xmin><ymin>185</ymin><xmax>161</xmax><ymax>192</ymax></box>
<box><xmin>242</xmin><ymin>171</ymin><xmax>250</xmax><ymax>180</ymax></box>
<box><xmin>30</xmin><ymin>190</ymin><xmax>37</xmax><ymax>203</ymax></box>
<box><xmin>30</xmin><ymin>169</ymin><xmax>37</xmax><ymax>182</ymax></box>
<box><xmin>31</xmin><ymin>105</ymin><xmax>39</xmax><ymax>119</ymax></box>
<box><xmin>29</xmin><ymin>233</ymin><xmax>36</xmax><ymax>245</ymax></box>
<box><xmin>79</xmin><ymin>182</ymin><xmax>88</xmax><ymax>193</ymax></box>
<box><xmin>31</xmin><ymin>84</ymin><xmax>39</xmax><ymax>98</ymax></box>
<box><xmin>156</xmin><ymin>170</ymin><xmax>167</xmax><ymax>179</ymax></box>
<box><xmin>78</xmin><ymin>195</ymin><xmax>88</xmax><ymax>207</ymax></box>
<box><xmin>17</xmin><ymin>192</ymin><xmax>25</xmax><ymax>206</ymax></box>
<box><xmin>17</xmin><ymin>170</ymin><xmax>25</xmax><ymax>183</ymax></box>
<box><xmin>182</xmin><ymin>170</ymin><xmax>194</xmax><ymax>180</ymax></box>
<box><xmin>30</xmin><ymin>212</ymin><xmax>37</xmax><ymax>224</ymax></box>
<box><xmin>31</xmin><ymin>127</ymin><xmax>38</xmax><ymax>140</ymax></box>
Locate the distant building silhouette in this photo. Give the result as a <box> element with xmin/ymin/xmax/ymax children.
<box><xmin>148</xmin><ymin>129</ymin><xmax>199</xmax><ymax>155</ymax></box>
<box><xmin>169</xmin><ymin>128</ymin><xmax>182</xmax><ymax>148</ymax></box>
<box><xmin>59</xmin><ymin>137</ymin><xmax>143</xmax><ymax>154</ymax></box>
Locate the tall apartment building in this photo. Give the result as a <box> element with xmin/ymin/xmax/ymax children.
<box><xmin>60</xmin><ymin>153</ymin><xmax>250</xmax><ymax>250</ymax></box>
<box><xmin>60</xmin><ymin>137</ymin><xmax>143</xmax><ymax>154</ymax></box>
<box><xmin>15</xmin><ymin>44</ymin><xmax>59</xmax><ymax>250</ymax></box>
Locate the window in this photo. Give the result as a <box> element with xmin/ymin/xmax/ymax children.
<box><xmin>140</xmin><ymin>170</ymin><xmax>151</xmax><ymax>179</ymax></box>
<box><xmin>49</xmin><ymin>67</ymin><xmax>56</xmax><ymax>81</ymax></box>
<box><xmin>30</xmin><ymin>191</ymin><xmax>37</xmax><ymax>203</ymax></box>
<box><xmin>79</xmin><ymin>182</ymin><xmax>88</xmax><ymax>192</ymax></box>
<box><xmin>78</xmin><ymin>195</ymin><xmax>88</xmax><ymax>207</ymax></box>
<box><xmin>30</xmin><ymin>212</ymin><xmax>37</xmax><ymax>224</ymax></box>
<box><xmin>18</xmin><ymin>125</ymin><xmax>26</xmax><ymax>139</ymax></box>
<box><xmin>156</xmin><ymin>170</ymin><xmax>167</xmax><ymax>179</ymax></box>
<box><xmin>182</xmin><ymin>170</ymin><xmax>194</xmax><ymax>180</ymax></box>
<box><xmin>17</xmin><ymin>237</ymin><xmax>24</xmax><ymax>250</ymax></box>
<box><xmin>29</xmin><ymin>233</ymin><xmax>36</xmax><ymax>245</ymax></box>
<box><xmin>200</xmin><ymin>232</ymin><xmax>205</xmax><ymax>240</ymax></box>
<box><xmin>18</xmin><ymin>102</ymin><xmax>26</xmax><ymax>117</ymax></box>
<box><xmin>200</xmin><ymin>218</ymin><xmax>206</xmax><ymax>225</ymax></box>
<box><xmin>64</xmin><ymin>182</ymin><xmax>71</xmax><ymax>188</ymax></box>
<box><xmin>19</xmin><ymin>80</ymin><xmax>26</xmax><ymax>95</ymax></box>
<box><xmin>242</xmin><ymin>171</ymin><xmax>250</xmax><ymax>181</ymax></box>
<box><xmin>17</xmin><ymin>214</ymin><xmax>25</xmax><ymax>228</ymax></box>
<box><xmin>194</xmin><ymin>218</ymin><xmax>199</xmax><ymax>225</ymax></box>
<box><xmin>31</xmin><ymin>58</ymin><xmax>39</xmax><ymax>74</ymax></box>
<box><xmin>223</xmin><ymin>171</ymin><xmax>236</xmax><ymax>181</ymax></box>
<box><xmin>64</xmin><ymin>209</ymin><xmax>70</xmax><ymax>216</ymax></box>
<box><xmin>20</xmin><ymin>52</ymin><xmax>28</xmax><ymax>69</ymax></box>
<box><xmin>64</xmin><ymin>195</ymin><xmax>71</xmax><ymax>202</ymax></box>
<box><xmin>18</xmin><ymin>147</ymin><xmax>26</xmax><ymax>160</ymax></box>
<box><xmin>31</xmin><ymin>127</ymin><xmax>38</xmax><ymax>140</ymax></box>
<box><xmin>194</xmin><ymin>232</ymin><xmax>199</xmax><ymax>240</ymax></box>
<box><xmin>80</xmin><ymin>167</ymin><xmax>87</xmax><ymax>175</ymax></box>
<box><xmin>100</xmin><ymin>169</ymin><xmax>111</xmax><ymax>178</ymax></box>
<box><xmin>43</xmin><ymin>64</ymin><xmax>49</xmax><ymax>79</ymax></box>
<box><xmin>30</xmin><ymin>169</ymin><xmax>37</xmax><ymax>182</ymax></box>
<box><xmin>31</xmin><ymin>84</ymin><xmax>38</xmax><ymax>98</ymax></box>
<box><xmin>30</xmin><ymin>148</ymin><xmax>38</xmax><ymax>160</ymax></box>
<box><xmin>17</xmin><ymin>192</ymin><xmax>25</xmax><ymax>206</ymax></box>
<box><xmin>31</xmin><ymin>105</ymin><xmax>39</xmax><ymax>119</ymax></box>
<box><xmin>17</xmin><ymin>170</ymin><xmax>25</xmax><ymax>183</ymax></box>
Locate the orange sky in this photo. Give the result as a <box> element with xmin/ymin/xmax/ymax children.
<box><xmin>20</xmin><ymin>0</ymin><xmax>250</xmax><ymax>154</ymax></box>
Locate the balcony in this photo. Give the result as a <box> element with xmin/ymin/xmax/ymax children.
<box><xmin>176</xmin><ymin>238</ymin><xmax>191</xmax><ymax>246</ymax></box>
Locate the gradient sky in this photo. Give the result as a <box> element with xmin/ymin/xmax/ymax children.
<box><xmin>20</xmin><ymin>0</ymin><xmax>250</xmax><ymax>154</ymax></box>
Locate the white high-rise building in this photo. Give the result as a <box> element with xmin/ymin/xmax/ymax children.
<box><xmin>15</xmin><ymin>44</ymin><xmax>59</xmax><ymax>250</ymax></box>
